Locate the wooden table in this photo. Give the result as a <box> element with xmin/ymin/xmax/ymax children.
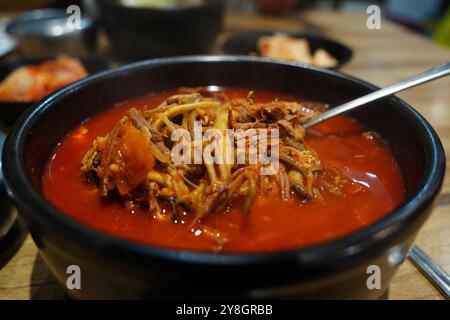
<box><xmin>0</xmin><ymin>10</ymin><xmax>449</xmax><ymax>300</ymax></box>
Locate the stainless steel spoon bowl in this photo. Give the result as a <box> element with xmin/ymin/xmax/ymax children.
<box><xmin>6</xmin><ymin>9</ymin><xmax>97</xmax><ymax>58</ymax></box>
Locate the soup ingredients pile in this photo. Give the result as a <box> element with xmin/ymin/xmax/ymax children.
<box><xmin>81</xmin><ymin>88</ymin><xmax>343</xmax><ymax>227</ymax></box>
<box><xmin>0</xmin><ymin>55</ymin><xmax>87</xmax><ymax>102</ymax></box>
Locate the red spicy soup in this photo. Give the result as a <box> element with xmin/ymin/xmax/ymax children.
<box><xmin>42</xmin><ymin>88</ymin><xmax>405</xmax><ymax>253</ymax></box>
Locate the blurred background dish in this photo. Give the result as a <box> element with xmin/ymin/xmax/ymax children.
<box><xmin>221</xmin><ymin>31</ymin><xmax>353</xmax><ymax>70</ymax></box>
<box><xmin>0</xmin><ymin>131</ymin><xmax>27</xmax><ymax>273</ymax></box>
<box><xmin>0</xmin><ymin>56</ymin><xmax>111</xmax><ymax>124</ymax></box>
<box><xmin>93</xmin><ymin>0</ymin><xmax>225</xmax><ymax>61</ymax></box>
<box><xmin>5</xmin><ymin>8</ymin><xmax>97</xmax><ymax>58</ymax></box>
<box><xmin>0</xmin><ymin>132</ymin><xmax>14</xmax><ymax>244</ymax></box>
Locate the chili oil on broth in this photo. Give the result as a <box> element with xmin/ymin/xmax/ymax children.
<box><xmin>42</xmin><ymin>88</ymin><xmax>405</xmax><ymax>253</ymax></box>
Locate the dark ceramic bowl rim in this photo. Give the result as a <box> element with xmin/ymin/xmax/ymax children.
<box><xmin>99</xmin><ymin>0</ymin><xmax>225</xmax><ymax>13</ymax></box>
<box><xmin>220</xmin><ymin>30</ymin><xmax>353</xmax><ymax>70</ymax></box>
<box><xmin>2</xmin><ymin>55</ymin><xmax>445</xmax><ymax>266</ymax></box>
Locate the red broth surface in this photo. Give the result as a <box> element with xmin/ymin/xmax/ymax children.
<box><xmin>42</xmin><ymin>88</ymin><xmax>405</xmax><ymax>253</ymax></box>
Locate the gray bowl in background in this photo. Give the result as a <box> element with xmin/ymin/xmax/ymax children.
<box><xmin>6</xmin><ymin>9</ymin><xmax>97</xmax><ymax>58</ymax></box>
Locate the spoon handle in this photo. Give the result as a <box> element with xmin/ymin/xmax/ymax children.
<box><xmin>303</xmin><ymin>62</ymin><xmax>450</xmax><ymax>128</ymax></box>
<box><xmin>408</xmin><ymin>244</ymin><xmax>450</xmax><ymax>299</ymax></box>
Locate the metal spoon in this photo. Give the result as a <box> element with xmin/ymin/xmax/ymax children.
<box><xmin>302</xmin><ymin>63</ymin><xmax>450</xmax><ymax>298</ymax></box>
<box><xmin>303</xmin><ymin>62</ymin><xmax>450</xmax><ymax>128</ymax></box>
<box><xmin>408</xmin><ymin>245</ymin><xmax>450</xmax><ymax>299</ymax></box>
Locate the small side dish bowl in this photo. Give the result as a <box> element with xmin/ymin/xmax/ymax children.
<box><xmin>221</xmin><ymin>31</ymin><xmax>353</xmax><ymax>69</ymax></box>
<box><xmin>6</xmin><ymin>9</ymin><xmax>97</xmax><ymax>58</ymax></box>
<box><xmin>0</xmin><ymin>57</ymin><xmax>111</xmax><ymax>125</ymax></box>
<box><xmin>95</xmin><ymin>0</ymin><xmax>225</xmax><ymax>61</ymax></box>
<box><xmin>0</xmin><ymin>132</ymin><xmax>15</xmax><ymax>245</ymax></box>
<box><xmin>2</xmin><ymin>56</ymin><xmax>445</xmax><ymax>299</ymax></box>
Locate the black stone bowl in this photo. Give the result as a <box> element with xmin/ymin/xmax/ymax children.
<box><xmin>95</xmin><ymin>0</ymin><xmax>225</xmax><ymax>61</ymax></box>
<box><xmin>1</xmin><ymin>56</ymin><xmax>445</xmax><ymax>299</ymax></box>
<box><xmin>221</xmin><ymin>31</ymin><xmax>353</xmax><ymax>70</ymax></box>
